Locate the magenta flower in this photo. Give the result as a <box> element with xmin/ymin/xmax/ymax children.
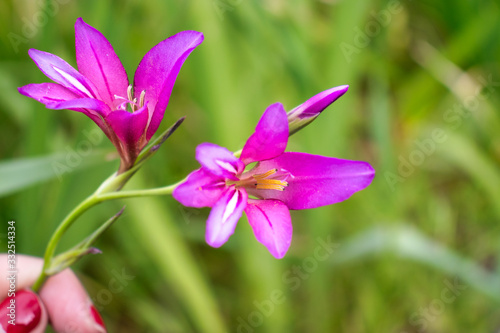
<box><xmin>18</xmin><ymin>18</ymin><xmax>203</xmax><ymax>173</ymax></box>
<box><xmin>173</xmin><ymin>102</ymin><xmax>375</xmax><ymax>258</ymax></box>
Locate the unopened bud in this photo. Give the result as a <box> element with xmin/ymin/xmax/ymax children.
<box><xmin>287</xmin><ymin>85</ymin><xmax>349</xmax><ymax>135</ymax></box>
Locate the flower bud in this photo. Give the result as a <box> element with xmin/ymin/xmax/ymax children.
<box><xmin>287</xmin><ymin>85</ymin><xmax>349</xmax><ymax>135</ymax></box>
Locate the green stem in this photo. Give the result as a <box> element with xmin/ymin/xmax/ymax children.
<box><xmin>32</xmin><ymin>193</ymin><xmax>101</xmax><ymax>291</ymax></box>
<box><xmin>96</xmin><ymin>182</ymin><xmax>179</xmax><ymax>201</ymax></box>
<box><xmin>32</xmin><ymin>178</ymin><xmax>185</xmax><ymax>292</ymax></box>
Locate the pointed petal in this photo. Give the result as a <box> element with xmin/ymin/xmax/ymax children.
<box><xmin>133</xmin><ymin>30</ymin><xmax>204</xmax><ymax>140</ymax></box>
<box><xmin>28</xmin><ymin>49</ymin><xmax>98</xmax><ymax>98</ymax></box>
<box><xmin>75</xmin><ymin>18</ymin><xmax>129</xmax><ymax>107</ymax></box>
<box><xmin>288</xmin><ymin>85</ymin><xmax>349</xmax><ymax>120</ymax></box>
<box><xmin>246</xmin><ymin>152</ymin><xmax>375</xmax><ymax>210</ymax></box>
<box><xmin>206</xmin><ymin>188</ymin><xmax>247</xmax><ymax>248</ymax></box>
<box><xmin>241</xmin><ymin>103</ymin><xmax>289</xmax><ymax>165</ymax></box>
<box><xmin>196</xmin><ymin>143</ymin><xmax>244</xmax><ymax>180</ymax></box>
<box><xmin>104</xmin><ymin>104</ymin><xmax>149</xmax><ymax>153</ymax></box>
<box><xmin>20</xmin><ymin>88</ymin><xmax>109</xmax><ymax>131</ymax></box>
<box><xmin>18</xmin><ymin>83</ymin><xmax>79</xmax><ymax>105</ymax></box>
<box><xmin>244</xmin><ymin>199</ymin><xmax>292</xmax><ymax>259</ymax></box>
<box><xmin>173</xmin><ymin>168</ymin><xmax>226</xmax><ymax>208</ymax></box>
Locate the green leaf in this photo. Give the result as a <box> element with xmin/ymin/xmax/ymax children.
<box><xmin>0</xmin><ymin>150</ymin><xmax>111</xmax><ymax>197</ymax></box>
<box><xmin>330</xmin><ymin>225</ymin><xmax>500</xmax><ymax>301</ymax></box>
<box><xmin>136</xmin><ymin>116</ymin><xmax>185</xmax><ymax>163</ymax></box>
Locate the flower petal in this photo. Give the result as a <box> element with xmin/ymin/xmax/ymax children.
<box><xmin>18</xmin><ymin>83</ymin><xmax>79</xmax><ymax>105</ymax></box>
<box><xmin>104</xmin><ymin>104</ymin><xmax>150</xmax><ymax>153</ymax></box>
<box><xmin>28</xmin><ymin>49</ymin><xmax>98</xmax><ymax>98</ymax></box>
<box><xmin>133</xmin><ymin>30</ymin><xmax>204</xmax><ymax>140</ymax></box>
<box><xmin>75</xmin><ymin>18</ymin><xmax>129</xmax><ymax>107</ymax></box>
<box><xmin>206</xmin><ymin>188</ymin><xmax>247</xmax><ymax>248</ymax></box>
<box><xmin>244</xmin><ymin>199</ymin><xmax>292</xmax><ymax>259</ymax></box>
<box><xmin>173</xmin><ymin>168</ymin><xmax>226</xmax><ymax>208</ymax></box>
<box><xmin>196</xmin><ymin>143</ymin><xmax>244</xmax><ymax>180</ymax></box>
<box><xmin>246</xmin><ymin>152</ymin><xmax>375</xmax><ymax>210</ymax></box>
<box><xmin>287</xmin><ymin>85</ymin><xmax>349</xmax><ymax>120</ymax></box>
<box><xmin>45</xmin><ymin>97</ymin><xmax>111</xmax><ymax>132</ymax></box>
<box><xmin>46</xmin><ymin>97</ymin><xmax>111</xmax><ymax>117</ymax></box>
<box><xmin>241</xmin><ymin>103</ymin><xmax>289</xmax><ymax>165</ymax></box>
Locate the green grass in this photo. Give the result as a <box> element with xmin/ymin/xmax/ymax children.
<box><xmin>1</xmin><ymin>0</ymin><xmax>500</xmax><ymax>332</ymax></box>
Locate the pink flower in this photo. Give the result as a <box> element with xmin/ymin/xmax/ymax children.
<box><xmin>173</xmin><ymin>102</ymin><xmax>374</xmax><ymax>258</ymax></box>
<box><xmin>18</xmin><ymin>18</ymin><xmax>203</xmax><ymax>173</ymax></box>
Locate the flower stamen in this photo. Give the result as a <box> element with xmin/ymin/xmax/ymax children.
<box><xmin>127</xmin><ymin>85</ymin><xmax>133</xmax><ymax>102</ymax></box>
<box><xmin>139</xmin><ymin>90</ymin><xmax>146</xmax><ymax>108</ymax></box>
<box><xmin>253</xmin><ymin>169</ymin><xmax>278</xmax><ymax>179</ymax></box>
<box><xmin>114</xmin><ymin>85</ymin><xmax>147</xmax><ymax>112</ymax></box>
<box><xmin>253</xmin><ymin>169</ymin><xmax>288</xmax><ymax>191</ymax></box>
<box><xmin>229</xmin><ymin>168</ymin><xmax>288</xmax><ymax>191</ymax></box>
<box><xmin>254</xmin><ymin>178</ymin><xmax>288</xmax><ymax>191</ymax></box>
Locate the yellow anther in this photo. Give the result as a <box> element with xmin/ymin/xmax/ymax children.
<box><xmin>230</xmin><ymin>168</ymin><xmax>288</xmax><ymax>191</ymax></box>
<box><xmin>259</xmin><ymin>179</ymin><xmax>288</xmax><ymax>186</ymax></box>
<box><xmin>256</xmin><ymin>184</ymin><xmax>287</xmax><ymax>191</ymax></box>
<box><xmin>253</xmin><ymin>169</ymin><xmax>278</xmax><ymax>179</ymax></box>
<box><xmin>253</xmin><ymin>170</ymin><xmax>288</xmax><ymax>191</ymax></box>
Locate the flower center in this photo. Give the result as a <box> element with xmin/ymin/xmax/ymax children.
<box><xmin>230</xmin><ymin>168</ymin><xmax>288</xmax><ymax>191</ymax></box>
<box><xmin>114</xmin><ymin>85</ymin><xmax>146</xmax><ymax>112</ymax></box>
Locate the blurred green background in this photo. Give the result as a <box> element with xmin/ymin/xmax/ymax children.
<box><xmin>1</xmin><ymin>0</ymin><xmax>500</xmax><ymax>332</ymax></box>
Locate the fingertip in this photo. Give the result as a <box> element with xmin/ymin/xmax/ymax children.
<box><xmin>40</xmin><ymin>269</ymin><xmax>106</xmax><ymax>333</ymax></box>
<box><xmin>0</xmin><ymin>254</ymin><xmax>44</xmax><ymax>300</ymax></box>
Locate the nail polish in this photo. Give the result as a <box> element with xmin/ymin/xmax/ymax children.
<box><xmin>0</xmin><ymin>289</ymin><xmax>42</xmax><ymax>333</ymax></box>
<box><xmin>90</xmin><ymin>305</ymin><xmax>107</xmax><ymax>332</ymax></box>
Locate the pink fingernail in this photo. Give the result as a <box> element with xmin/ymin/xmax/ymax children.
<box><xmin>0</xmin><ymin>289</ymin><xmax>42</xmax><ymax>332</ymax></box>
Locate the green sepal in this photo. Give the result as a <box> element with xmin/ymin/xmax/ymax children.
<box><xmin>96</xmin><ymin>117</ymin><xmax>185</xmax><ymax>194</ymax></box>
<box><xmin>287</xmin><ymin>114</ymin><xmax>319</xmax><ymax>136</ymax></box>
<box><xmin>45</xmin><ymin>207</ymin><xmax>125</xmax><ymax>275</ymax></box>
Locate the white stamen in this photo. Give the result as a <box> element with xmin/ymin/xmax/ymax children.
<box><xmin>52</xmin><ymin>66</ymin><xmax>93</xmax><ymax>97</ymax></box>
<box><xmin>127</xmin><ymin>85</ymin><xmax>133</xmax><ymax>101</ymax></box>
<box><xmin>222</xmin><ymin>191</ymin><xmax>239</xmax><ymax>223</ymax></box>
<box><xmin>139</xmin><ymin>90</ymin><xmax>146</xmax><ymax>107</ymax></box>
<box><xmin>215</xmin><ymin>160</ymin><xmax>237</xmax><ymax>174</ymax></box>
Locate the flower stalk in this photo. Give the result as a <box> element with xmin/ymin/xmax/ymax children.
<box><xmin>32</xmin><ymin>192</ymin><xmax>100</xmax><ymax>291</ymax></box>
<box><xmin>31</xmin><ymin>177</ymin><xmax>183</xmax><ymax>292</ymax></box>
<box><xmin>31</xmin><ymin>118</ymin><xmax>189</xmax><ymax>291</ymax></box>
